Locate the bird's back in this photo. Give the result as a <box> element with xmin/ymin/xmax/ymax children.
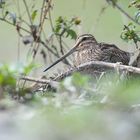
<box><xmin>99</xmin><ymin>43</ymin><xmax>130</xmax><ymax>65</ymax></box>
<box><xmin>74</xmin><ymin>41</ymin><xmax>130</xmax><ymax>66</ymax></box>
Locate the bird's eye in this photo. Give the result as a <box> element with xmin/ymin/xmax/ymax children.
<box><xmin>81</xmin><ymin>37</ymin><xmax>87</xmax><ymax>41</ymax></box>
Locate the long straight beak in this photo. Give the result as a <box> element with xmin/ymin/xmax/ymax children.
<box><xmin>43</xmin><ymin>45</ymin><xmax>77</xmax><ymax>72</ymax></box>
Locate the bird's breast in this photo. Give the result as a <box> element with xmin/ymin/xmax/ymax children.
<box><xmin>73</xmin><ymin>47</ymin><xmax>101</xmax><ymax>66</ymax></box>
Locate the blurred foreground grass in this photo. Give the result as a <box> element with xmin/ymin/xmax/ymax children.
<box><xmin>0</xmin><ymin>64</ymin><xmax>140</xmax><ymax>140</ymax></box>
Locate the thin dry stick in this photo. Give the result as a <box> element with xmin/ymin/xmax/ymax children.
<box><xmin>22</xmin><ymin>0</ymin><xmax>33</xmax><ymax>26</ymax></box>
<box><xmin>106</xmin><ymin>0</ymin><xmax>140</xmax><ymax>26</ymax></box>
<box><xmin>32</xmin><ymin>0</ymin><xmax>52</xmax><ymax>59</ymax></box>
<box><xmin>20</xmin><ymin>76</ymin><xmax>59</xmax><ymax>89</ymax></box>
<box><xmin>115</xmin><ymin>3</ymin><xmax>140</xmax><ymax>26</ymax></box>
<box><xmin>0</xmin><ymin>17</ymin><xmax>60</xmax><ymax>59</ymax></box>
<box><xmin>79</xmin><ymin>61</ymin><xmax>140</xmax><ymax>74</ymax></box>
<box><xmin>40</xmin><ymin>40</ymin><xmax>60</xmax><ymax>58</ymax></box>
<box><xmin>21</xmin><ymin>61</ymin><xmax>140</xmax><ymax>84</ymax></box>
<box><xmin>48</xmin><ymin>6</ymin><xmax>72</xmax><ymax>64</ymax></box>
<box><xmin>48</xmin><ymin>7</ymin><xmax>65</xmax><ymax>55</ymax></box>
<box><xmin>0</xmin><ymin>17</ymin><xmax>30</xmax><ymax>33</ymax></box>
<box><xmin>32</xmin><ymin>0</ymin><xmax>46</xmax><ymax>58</ymax></box>
<box><xmin>48</xmin><ymin>10</ymin><xmax>72</xmax><ymax>65</ymax></box>
<box><xmin>48</xmin><ymin>7</ymin><xmax>61</xmax><ymax>56</ymax></box>
<box><xmin>53</xmin><ymin>61</ymin><xmax>140</xmax><ymax>80</ymax></box>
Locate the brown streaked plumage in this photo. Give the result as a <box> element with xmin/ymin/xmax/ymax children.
<box><xmin>44</xmin><ymin>34</ymin><xmax>130</xmax><ymax>72</ymax></box>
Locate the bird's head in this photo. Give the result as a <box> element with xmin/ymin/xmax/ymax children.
<box><xmin>43</xmin><ymin>34</ymin><xmax>97</xmax><ymax>72</ymax></box>
<box><xmin>74</xmin><ymin>34</ymin><xmax>97</xmax><ymax>51</ymax></box>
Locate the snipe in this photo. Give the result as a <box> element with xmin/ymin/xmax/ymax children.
<box><xmin>44</xmin><ymin>34</ymin><xmax>130</xmax><ymax>72</ymax></box>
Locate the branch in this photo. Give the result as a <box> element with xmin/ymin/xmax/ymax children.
<box><xmin>0</xmin><ymin>17</ymin><xmax>30</xmax><ymax>33</ymax></box>
<box><xmin>20</xmin><ymin>76</ymin><xmax>59</xmax><ymax>89</ymax></box>
<box><xmin>40</xmin><ymin>40</ymin><xmax>60</xmax><ymax>58</ymax></box>
<box><xmin>53</xmin><ymin>61</ymin><xmax>140</xmax><ymax>81</ymax></box>
<box><xmin>106</xmin><ymin>0</ymin><xmax>140</xmax><ymax>26</ymax></box>
<box><xmin>0</xmin><ymin>17</ymin><xmax>62</xmax><ymax>60</ymax></box>
<box><xmin>32</xmin><ymin>0</ymin><xmax>52</xmax><ymax>58</ymax></box>
<box><xmin>20</xmin><ymin>61</ymin><xmax>140</xmax><ymax>91</ymax></box>
<box><xmin>22</xmin><ymin>0</ymin><xmax>33</xmax><ymax>26</ymax></box>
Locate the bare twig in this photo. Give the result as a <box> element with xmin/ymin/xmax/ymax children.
<box><xmin>39</xmin><ymin>0</ymin><xmax>46</xmax><ymax>25</ymax></box>
<box><xmin>53</xmin><ymin>61</ymin><xmax>140</xmax><ymax>80</ymax></box>
<box><xmin>20</xmin><ymin>61</ymin><xmax>140</xmax><ymax>92</ymax></box>
<box><xmin>48</xmin><ymin>7</ymin><xmax>70</xmax><ymax>56</ymax></box>
<box><xmin>32</xmin><ymin>0</ymin><xmax>49</xmax><ymax>58</ymax></box>
<box><xmin>0</xmin><ymin>17</ymin><xmax>61</xmax><ymax>60</ymax></box>
<box><xmin>40</xmin><ymin>40</ymin><xmax>60</xmax><ymax>58</ymax></box>
<box><xmin>59</xmin><ymin>35</ymin><xmax>64</xmax><ymax>55</ymax></box>
<box><xmin>106</xmin><ymin>0</ymin><xmax>140</xmax><ymax>26</ymax></box>
<box><xmin>32</xmin><ymin>0</ymin><xmax>52</xmax><ymax>58</ymax></box>
<box><xmin>22</xmin><ymin>0</ymin><xmax>33</xmax><ymax>26</ymax></box>
<box><xmin>20</xmin><ymin>76</ymin><xmax>59</xmax><ymax>89</ymax></box>
<box><xmin>78</xmin><ymin>61</ymin><xmax>140</xmax><ymax>74</ymax></box>
<box><xmin>0</xmin><ymin>17</ymin><xmax>30</xmax><ymax>33</ymax></box>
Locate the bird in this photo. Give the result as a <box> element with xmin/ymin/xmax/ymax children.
<box><xmin>44</xmin><ymin>34</ymin><xmax>130</xmax><ymax>72</ymax></box>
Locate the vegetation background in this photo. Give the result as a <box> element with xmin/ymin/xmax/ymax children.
<box><xmin>0</xmin><ymin>0</ymin><xmax>134</xmax><ymax>64</ymax></box>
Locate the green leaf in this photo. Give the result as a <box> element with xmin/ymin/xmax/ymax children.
<box><xmin>23</xmin><ymin>63</ymin><xmax>36</xmax><ymax>75</ymax></box>
<box><xmin>31</xmin><ymin>10</ymin><xmax>37</xmax><ymax>22</ymax></box>
<box><xmin>129</xmin><ymin>0</ymin><xmax>140</xmax><ymax>8</ymax></box>
<box><xmin>0</xmin><ymin>64</ymin><xmax>16</xmax><ymax>86</ymax></box>
<box><xmin>54</xmin><ymin>16</ymin><xmax>78</xmax><ymax>40</ymax></box>
<box><xmin>66</xmin><ymin>29</ymin><xmax>77</xmax><ymax>39</ymax></box>
<box><xmin>72</xmin><ymin>73</ymin><xmax>89</xmax><ymax>87</ymax></box>
<box><xmin>120</xmin><ymin>23</ymin><xmax>140</xmax><ymax>48</ymax></box>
